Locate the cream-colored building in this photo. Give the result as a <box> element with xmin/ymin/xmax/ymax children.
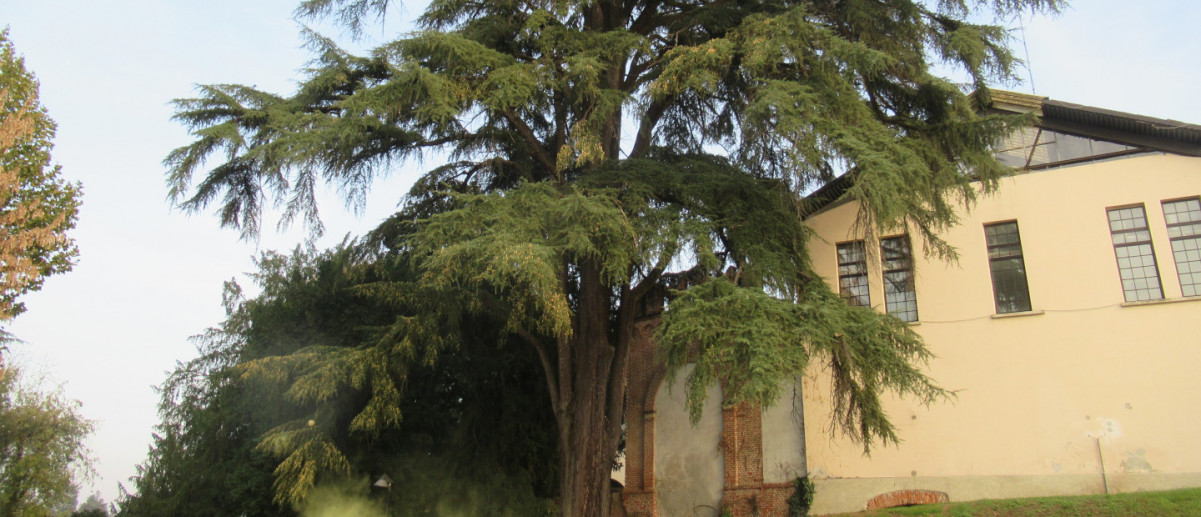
<box><xmin>802</xmin><ymin>92</ymin><xmax>1201</xmax><ymax>514</ymax></box>
<box><xmin>620</xmin><ymin>92</ymin><xmax>1201</xmax><ymax>516</ymax></box>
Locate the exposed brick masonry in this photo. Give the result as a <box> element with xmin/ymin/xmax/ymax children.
<box><xmin>865</xmin><ymin>490</ymin><xmax>950</xmax><ymax>510</ymax></box>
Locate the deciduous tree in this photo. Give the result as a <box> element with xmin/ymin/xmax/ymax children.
<box><xmin>0</xmin><ymin>29</ymin><xmax>81</xmax><ymax>323</ymax></box>
<box><xmin>166</xmin><ymin>1</ymin><xmax>1063</xmax><ymax>514</ymax></box>
<box><xmin>0</xmin><ymin>364</ymin><xmax>94</xmax><ymax>517</ymax></box>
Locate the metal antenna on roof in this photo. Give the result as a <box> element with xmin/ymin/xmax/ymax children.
<box><xmin>1015</xmin><ymin>14</ymin><xmax>1036</xmax><ymax>94</ymax></box>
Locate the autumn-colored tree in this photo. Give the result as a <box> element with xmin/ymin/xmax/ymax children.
<box><xmin>0</xmin><ymin>29</ymin><xmax>81</xmax><ymax>323</ymax></box>
<box><xmin>167</xmin><ymin>1</ymin><xmax>1064</xmax><ymax>514</ymax></box>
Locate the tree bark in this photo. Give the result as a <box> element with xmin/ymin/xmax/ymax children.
<box><xmin>555</xmin><ymin>6</ymin><xmax>640</xmax><ymax>512</ymax></box>
<box><xmin>558</xmin><ymin>260</ymin><xmax>622</xmax><ymax>517</ymax></box>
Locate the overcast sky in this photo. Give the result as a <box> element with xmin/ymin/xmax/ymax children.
<box><xmin>5</xmin><ymin>0</ymin><xmax>1201</xmax><ymax>506</ymax></box>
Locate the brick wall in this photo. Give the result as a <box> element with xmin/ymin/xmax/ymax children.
<box><xmin>865</xmin><ymin>489</ymin><xmax>949</xmax><ymax>510</ymax></box>
<box><xmin>623</xmin><ymin>312</ymin><xmax>661</xmax><ymax>516</ymax></box>
<box><xmin>721</xmin><ymin>485</ymin><xmax>795</xmax><ymax>516</ymax></box>
<box><xmin>622</xmin><ymin>490</ymin><xmax>654</xmax><ymax>517</ymax></box>
<box><xmin>722</xmin><ymin>401</ymin><xmax>764</xmax><ymax>489</ymax></box>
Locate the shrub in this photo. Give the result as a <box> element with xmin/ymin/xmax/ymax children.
<box><xmin>787</xmin><ymin>476</ymin><xmax>816</xmax><ymax>517</ymax></box>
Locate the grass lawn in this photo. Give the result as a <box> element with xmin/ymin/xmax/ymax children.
<box><xmin>829</xmin><ymin>488</ymin><xmax>1201</xmax><ymax>516</ymax></box>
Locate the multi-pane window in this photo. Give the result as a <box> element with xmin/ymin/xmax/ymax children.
<box><xmin>984</xmin><ymin>222</ymin><xmax>1032</xmax><ymax>314</ymax></box>
<box><xmin>994</xmin><ymin>127</ymin><xmax>1138</xmax><ymax>169</ymax></box>
<box><xmin>881</xmin><ymin>236</ymin><xmax>918</xmax><ymax>322</ymax></box>
<box><xmin>1163</xmin><ymin>198</ymin><xmax>1201</xmax><ymax>296</ymax></box>
<box><xmin>1107</xmin><ymin>205</ymin><xmax>1164</xmax><ymax>302</ymax></box>
<box><xmin>837</xmin><ymin>241</ymin><xmax>870</xmax><ymax>307</ymax></box>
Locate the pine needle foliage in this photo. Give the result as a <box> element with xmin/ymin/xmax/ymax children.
<box><xmin>166</xmin><ymin>0</ymin><xmax>1065</xmax><ymax>513</ymax></box>
<box><xmin>659</xmin><ymin>278</ymin><xmax>945</xmax><ymax>452</ymax></box>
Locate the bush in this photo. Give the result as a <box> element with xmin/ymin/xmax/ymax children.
<box><xmin>786</xmin><ymin>476</ymin><xmax>816</xmax><ymax>517</ymax></box>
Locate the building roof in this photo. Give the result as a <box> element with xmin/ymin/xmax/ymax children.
<box><xmin>989</xmin><ymin>90</ymin><xmax>1045</xmax><ymax>111</ymax></box>
<box><xmin>802</xmin><ymin>90</ymin><xmax>1201</xmax><ymax>216</ymax></box>
<box><xmin>984</xmin><ymin>90</ymin><xmax>1201</xmax><ymax>154</ymax></box>
<box><xmin>1038</xmin><ymin>98</ymin><xmax>1201</xmax><ymax>156</ymax></box>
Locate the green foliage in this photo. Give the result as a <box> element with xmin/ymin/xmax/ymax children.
<box><xmin>786</xmin><ymin>476</ymin><xmax>816</xmax><ymax>517</ymax></box>
<box><xmin>368</xmin><ymin>455</ymin><xmax>558</xmax><ymax>517</ymax></box>
<box><xmin>0</xmin><ymin>29</ymin><xmax>81</xmax><ymax>321</ymax></box>
<box><xmin>0</xmin><ymin>364</ymin><xmax>95</xmax><ymax>517</ymax></box>
<box><xmin>120</xmin><ymin>244</ymin><xmax>559</xmax><ymax>513</ymax></box>
<box><xmin>115</xmin><ymin>314</ymin><xmax>288</xmax><ymax>517</ymax></box>
<box><xmin>167</xmin><ymin>1</ymin><xmax>1058</xmax><ymax>246</ymax></box>
<box><xmin>297</xmin><ymin>481</ymin><xmax>387</xmax><ymax>517</ymax></box>
<box><xmin>70</xmin><ymin>492</ymin><xmax>109</xmax><ymax>517</ymax></box>
<box><xmin>413</xmin><ymin>181</ymin><xmax>639</xmax><ymax>339</ymax></box>
<box><xmin>659</xmin><ymin>277</ymin><xmax>948</xmax><ymax>450</ymax></box>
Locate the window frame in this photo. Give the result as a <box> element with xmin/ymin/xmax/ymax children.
<box><xmin>1161</xmin><ymin>196</ymin><xmax>1201</xmax><ymax>297</ymax></box>
<box><xmin>984</xmin><ymin>220</ymin><xmax>1033</xmax><ymax>314</ymax></box>
<box><xmin>1106</xmin><ymin>203</ymin><xmax>1164</xmax><ymax>302</ymax></box>
<box><xmin>836</xmin><ymin>240</ymin><xmax>870</xmax><ymax>307</ymax></box>
<box><xmin>880</xmin><ymin>235</ymin><xmax>918</xmax><ymax>322</ymax></box>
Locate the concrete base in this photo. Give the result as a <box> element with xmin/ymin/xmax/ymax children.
<box><xmin>810</xmin><ymin>472</ymin><xmax>1201</xmax><ymax>515</ymax></box>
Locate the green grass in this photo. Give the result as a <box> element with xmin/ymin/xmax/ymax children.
<box><xmin>832</xmin><ymin>488</ymin><xmax>1201</xmax><ymax>517</ymax></box>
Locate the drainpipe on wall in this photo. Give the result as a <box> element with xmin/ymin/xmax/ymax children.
<box><xmin>1095</xmin><ymin>438</ymin><xmax>1109</xmax><ymax>495</ymax></box>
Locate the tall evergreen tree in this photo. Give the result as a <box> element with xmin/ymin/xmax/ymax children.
<box><xmin>166</xmin><ymin>1</ymin><xmax>1063</xmax><ymax>514</ymax></box>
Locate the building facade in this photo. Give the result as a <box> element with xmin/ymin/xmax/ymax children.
<box><xmin>622</xmin><ymin>92</ymin><xmax>1201</xmax><ymax>515</ymax></box>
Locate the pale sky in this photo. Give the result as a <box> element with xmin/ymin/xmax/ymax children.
<box><xmin>4</xmin><ymin>0</ymin><xmax>1200</xmax><ymax>506</ymax></box>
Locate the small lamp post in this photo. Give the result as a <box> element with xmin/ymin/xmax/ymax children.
<box><xmin>373</xmin><ymin>473</ymin><xmax>394</xmax><ymax>512</ymax></box>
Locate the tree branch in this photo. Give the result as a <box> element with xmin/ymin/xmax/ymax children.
<box><xmin>501</xmin><ymin>109</ymin><xmax>557</xmax><ymax>174</ymax></box>
<box><xmin>513</xmin><ymin>327</ymin><xmax>562</xmax><ymax>425</ymax></box>
<box><xmin>557</xmin><ymin>260</ymin><xmax>573</xmax><ymax>415</ymax></box>
<box><xmin>629</xmin><ymin>94</ymin><xmax>674</xmax><ymax>159</ymax></box>
<box><xmin>629</xmin><ymin>238</ymin><xmax>677</xmax><ymax>302</ymax></box>
<box><xmin>605</xmin><ymin>284</ymin><xmax>636</xmax><ymax>456</ymax></box>
<box><xmin>628</xmin><ymin>0</ymin><xmax>664</xmax><ymax>36</ymax></box>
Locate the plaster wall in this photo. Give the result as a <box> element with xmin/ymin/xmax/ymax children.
<box><xmin>653</xmin><ymin>364</ymin><xmax>724</xmax><ymax>516</ymax></box>
<box><xmin>761</xmin><ymin>381</ymin><xmax>806</xmax><ymax>483</ymax></box>
<box><xmin>802</xmin><ymin>153</ymin><xmax>1201</xmax><ymax>513</ymax></box>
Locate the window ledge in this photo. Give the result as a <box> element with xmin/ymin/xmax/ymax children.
<box><xmin>906</xmin><ymin>321</ymin><xmax>922</xmax><ymax>327</ymax></box>
<box><xmin>1121</xmin><ymin>296</ymin><xmax>1201</xmax><ymax>308</ymax></box>
<box><xmin>991</xmin><ymin>310</ymin><xmax>1045</xmax><ymax>319</ymax></box>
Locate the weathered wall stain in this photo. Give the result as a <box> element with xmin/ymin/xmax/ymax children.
<box><xmin>1086</xmin><ymin>418</ymin><xmax>1122</xmax><ymax>440</ymax></box>
<box><xmin>1121</xmin><ymin>449</ymin><xmax>1154</xmax><ymax>473</ymax></box>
